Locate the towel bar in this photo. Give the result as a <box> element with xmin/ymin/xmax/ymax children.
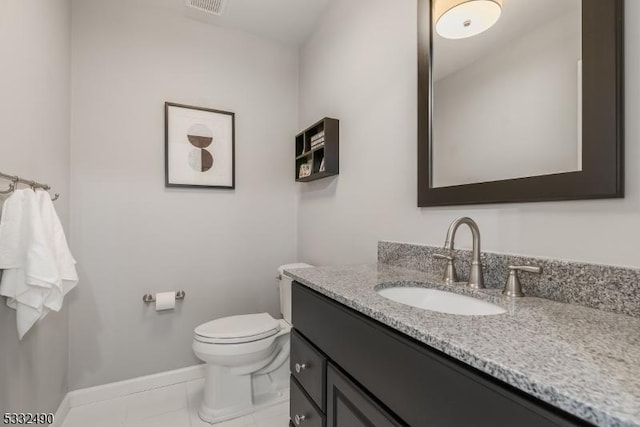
<box><xmin>0</xmin><ymin>170</ymin><xmax>60</xmax><ymax>201</ymax></box>
<box><xmin>142</xmin><ymin>291</ymin><xmax>186</xmax><ymax>303</ymax></box>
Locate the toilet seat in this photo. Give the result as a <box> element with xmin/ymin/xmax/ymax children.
<box><xmin>194</xmin><ymin>313</ymin><xmax>281</xmax><ymax>344</ymax></box>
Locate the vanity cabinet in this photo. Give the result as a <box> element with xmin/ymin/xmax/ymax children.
<box><xmin>290</xmin><ymin>282</ymin><xmax>593</xmax><ymax>427</ymax></box>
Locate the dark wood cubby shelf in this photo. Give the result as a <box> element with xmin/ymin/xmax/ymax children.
<box><xmin>295</xmin><ymin>117</ymin><xmax>339</xmax><ymax>182</ymax></box>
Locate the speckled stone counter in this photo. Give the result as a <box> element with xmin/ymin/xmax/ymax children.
<box><xmin>284</xmin><ymin>264</ymin><xmax>640</xmax><ymax>427</ymax></box>
<box><xmin>379</xmin><ymin>241</ymin><xmax>640</xmax><ymax>318</ymax></box>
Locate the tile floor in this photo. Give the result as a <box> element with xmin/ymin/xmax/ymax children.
<box><xmin>61</xmin><ymin>379</ymin><xmax>289</xmax><ymax>427</ymax></box>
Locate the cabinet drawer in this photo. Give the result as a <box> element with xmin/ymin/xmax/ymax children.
<box><xmin>291</xmin><ymin>377</ymin><xmax>325</xmax><ymax>427</ymax></box>
<box><xmin>291</xmin><ymin>329</ymin><xmax>326</xmax><ymax>410</ymax></box>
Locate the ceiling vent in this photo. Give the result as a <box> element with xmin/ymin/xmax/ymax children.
<box><xmin>185</xmin><ymin>0</ymin><xmax>228</xmax><ymax>16</ymax></box>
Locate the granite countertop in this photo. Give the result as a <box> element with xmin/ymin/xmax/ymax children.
<box><xmin>284</xmin><ymin>263</ymin><xmax>640</xmax><ymax>427</ymax></box>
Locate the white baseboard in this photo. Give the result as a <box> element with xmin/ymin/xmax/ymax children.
<box><xmin>52</xmin><ymin>364</ymin><xmax>205</xmax><ymax>426</ymax></box>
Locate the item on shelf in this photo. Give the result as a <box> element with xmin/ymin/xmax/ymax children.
<box><xmin>311</xmin><ymin>138</ymin><xmax>325</xmax><ymax>149</ymax></box>
<box><xmin>319</xmin><ymin>158</ymin><xmax>325</xmax><ymax>172</ymax></box>
<box><xmin>310</xmin><ymin>131</ymin><xmax>325</xmax><ymax>142</ymax></box>
<box><xmin>299</xmin><ymin>163</ymin><xmax>312</xmax><ymax>178</ymax></box>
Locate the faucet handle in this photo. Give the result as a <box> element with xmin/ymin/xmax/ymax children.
<box><xmin>510</xmin><ymin>265</ymin><xmax>542</xmax><ymax>274</ymax></box>
<box><xmin>434</xmin><ymin>253</ymin><xmax>459</xmax><ymax>285</ymax></box>
<box><xmin>502</xmin><ymin>265</ymin><xmax>542</xmax><ymax>297</ymax></box>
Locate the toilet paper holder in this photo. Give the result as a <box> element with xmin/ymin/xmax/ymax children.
<box><xmin>142</xmin><ymin>291</ymin><xmax>186</xmax><ymax>304</ymax></box>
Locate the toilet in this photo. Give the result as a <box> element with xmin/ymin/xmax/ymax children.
<box><xmin>192</xmin><ymin>263</ymin><xmax>312</xmax><ymax>424</ymax></box>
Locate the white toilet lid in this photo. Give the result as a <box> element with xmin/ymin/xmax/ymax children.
<box><xmin>194</xmin><ymin>313</ymin><xmax>281</xmax><ymax>344</ymax></box>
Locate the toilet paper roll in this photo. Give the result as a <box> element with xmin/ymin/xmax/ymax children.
<box><xmin>155</xmin><ymin>292</ymin><xmax>176</xmax><ymax>311</ymax></box>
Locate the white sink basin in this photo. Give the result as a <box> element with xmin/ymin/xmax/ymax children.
<box><xmin>377</xmin><ymin>287</ymin><xmax>506</xmax><ymax>316</ymax></box>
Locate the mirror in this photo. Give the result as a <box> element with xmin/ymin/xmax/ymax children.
<box><xmin>418</xmin><ymin>0</ymin><xmax>624</xmax><ymax>206</ymax></box>
<box><xmin>433</xmin><ymin>0</ymin><xmax>582</xmax><ymax>188</ymax></box>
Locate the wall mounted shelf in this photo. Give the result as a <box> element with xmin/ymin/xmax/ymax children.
<box><xmin>295</xmin><ymin>117</ymin><xmax>339</xmax><ymax>182</ymax></box>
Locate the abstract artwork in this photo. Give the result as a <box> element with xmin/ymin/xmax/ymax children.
<box><xmin>165</xmin><ymin>102</ymin><xmax>235</xmax><ymax>189</ymax></box>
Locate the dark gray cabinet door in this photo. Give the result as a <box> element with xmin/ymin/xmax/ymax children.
<box><xmin>327</xmin><ymin>363</ymin><xmax>404</xmax><ymax>427</ymax></box>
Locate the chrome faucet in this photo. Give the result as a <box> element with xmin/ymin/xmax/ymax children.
<box><xmin>444</xmin><ymin>217</ymin><xmax>485</xmax><ymax>289</ymax></box>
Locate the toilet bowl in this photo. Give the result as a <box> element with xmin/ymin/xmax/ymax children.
<box><xmin>192</xmin><ymin>263</ymin><xmax>312</xmax><ymax>424</ymax></box>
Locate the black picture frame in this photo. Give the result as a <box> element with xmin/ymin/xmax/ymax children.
<box><xmin>418</xmin><ymin>0</ymin><xmax>624</xmax><ymax>207</ymax></box>
<box><xmin>165</xmin><ymin>102</ymin><xmax>235</xmax><ymax>189</ymax></box>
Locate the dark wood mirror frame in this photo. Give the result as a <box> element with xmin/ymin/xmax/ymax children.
<box><xmin>418</xmin><ymin>0</ymin><xmax>624</xmax><ymax>207</ymax></box>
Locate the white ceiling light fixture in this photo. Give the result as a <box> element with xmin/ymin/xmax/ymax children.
<box><xmin>435</xmin><ymin>0</ymin><xmax>503</xmax><ymax>39</ymax></box>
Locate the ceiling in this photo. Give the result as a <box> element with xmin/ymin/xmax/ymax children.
<box><xmin>149</xmin><ymin>0</ymin><xmax>333</xmax><ymax>47</ymax></box>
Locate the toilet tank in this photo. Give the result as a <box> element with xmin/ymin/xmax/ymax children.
<box><xmin>278</xmin><ymin>263</ymin><xmax>313</xmax><ymax>324</ymax></box>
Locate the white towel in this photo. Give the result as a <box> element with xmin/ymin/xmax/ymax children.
<box><xmin>0</xmin><ymin>189</ymin><xmax>57</xmax><ymax>338</ymax></box>
<box><xmin>0</xmin><ymin>189</ymin><xmax>28</xmax><ymax>270</ymax></box>
<box><xmin>1</xmin><ymin>268</ymin><xmax>53</xmax><ymax>339</ymax></box>
<box><xmin>0</xmin><ymin>189</ymin><xmax>78</xmax><ymax>339</ymax></box>
<box><xmin>36</xmin><ymin>190</ymin><xmax>78</xmax><ymax>307</ymax></box>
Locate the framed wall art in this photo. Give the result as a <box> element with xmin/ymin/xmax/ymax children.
<box><xmin>165</xmin><ymin>102</ymin><xmax>235</xmax><ymax>189</ymax></box>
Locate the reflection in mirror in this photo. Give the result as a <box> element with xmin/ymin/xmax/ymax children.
<box><xmin>432</xmin><ymin>0</ymin><xmax>582</xmax><ymax>188</ymax></box>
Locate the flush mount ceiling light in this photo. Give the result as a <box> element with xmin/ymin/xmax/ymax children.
<box><xmin>435</xmin><ymin>0</ymin><xmax>503</xmax><ymax>39</ymax></box>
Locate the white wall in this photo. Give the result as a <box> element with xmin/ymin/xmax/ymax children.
<box><xmin>70</xmin><ymin>0</ymin><xmax>298</xmax><ymax>389</ymax></box>
<box><xmin>0</xmin><ymin>0</ymin><xmax>71</xmax><ymax>413</ymax></box>
<box><xmin>433</xmin><ymin>9</ymin><xmax>581</xmax><ymax>187</ymax></box>
<box><xmin>297</xmin><ymin>0</ymin><xmax>640</xmax><ymax>269</ymax></box>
